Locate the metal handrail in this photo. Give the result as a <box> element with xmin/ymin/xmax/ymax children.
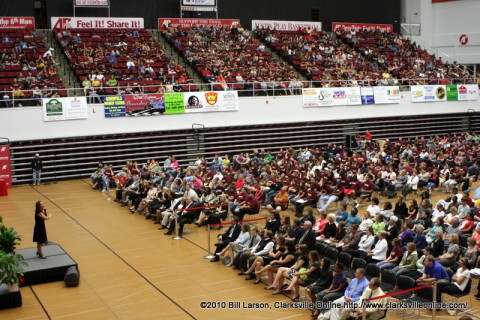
<box><xmin>0</xmin><ymin>77</ymin><xmax>477</xmax><ymax>108</ymax></box>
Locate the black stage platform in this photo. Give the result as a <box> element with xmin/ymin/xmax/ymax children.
<box><xmin>0</xmin><ymin>284</ymin><xmax>22</xmax><ymax>309</ymax></box>
<box><xmin>17</xmin><ymin>243</ymin><xmax>78</xmax><ymax>286</ymax></box>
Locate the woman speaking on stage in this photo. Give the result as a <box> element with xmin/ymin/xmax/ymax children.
<box><xmin>33</xmin><ymin>200</ymin><xmax>52</xmax><ymax>259</ymax></box>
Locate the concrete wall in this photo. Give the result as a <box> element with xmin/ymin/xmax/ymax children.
<box><xmin>1</xmin><ymin>92</ymin><xmax>479</xmax><ymax>142</ymax></box>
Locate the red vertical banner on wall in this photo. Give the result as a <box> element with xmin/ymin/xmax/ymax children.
<box><xmin>0</xmin><ymin>145</ymin><xmax>12</xmax><ymax>188</ymax></box>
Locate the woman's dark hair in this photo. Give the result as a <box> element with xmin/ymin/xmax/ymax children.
<box><xmin>321</xmin><ymin>258</ymin><xmax>331</xmax><ymax>271</ymax></box>
<box><xmin>285</xmin><ymin>240</ymin><xmax>296</xmax><ymax>252</ymax></box>
<box><xmin>35</xmin><ymin>200</ymin><xmax>42</xmax><ymax>212</ymax></box>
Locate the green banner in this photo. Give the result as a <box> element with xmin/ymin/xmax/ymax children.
<box><xmin>165</xmin><ymin>93</ymin><xmax>185</xmax><ymax>114</ymax></box>
<box><xmin>446</xmin><ymin>84</ymin><xmax>458</xmax><ymax>101</ymax></box>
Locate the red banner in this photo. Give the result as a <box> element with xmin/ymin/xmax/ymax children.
<box><xmin>51</xmin><ymin>17</ymin><xmax>144</xmax><ymax>30</ymax></box>
<box><xmin>0</xmin><ymin>146</ymin><xmax>12</xmax><ymax>188</ymax></box>
<box><xmin>123</xmin><ymin>93</ymin><xmax>164</xmax><ymax>112</ymax></box>
<box><xmin>0</xmin><ymin>17</ymin><xmax>35</xmax><ymax>30</ymax></box>
<box><xmin>332</xmin><ymin>22</ymin><xmax>394</xmax><ymax>33</ymax></box>
<box><xmin>158</xmin><ymin>18</ymin><xmax>240</xmax><ymax>29</ymax></box>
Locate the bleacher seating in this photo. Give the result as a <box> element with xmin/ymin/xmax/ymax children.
<box><xmin>0</xmin><ymin>29</ymin><xmax>67</xmax><ymax>103</ymax></box>
<box><xmin>55</xmin><ymin>28</ymin><xmax>195</xmax><ymax>94</ymax></box>
<box><xmin>255</xmin><ymin>27</ymin><xmax>474</xmax><ymax>87</ymax></box>
<box><xmin>161</xmin><ymin>25</ymin><xmax>301</xmax><ymax>93</ymax></box>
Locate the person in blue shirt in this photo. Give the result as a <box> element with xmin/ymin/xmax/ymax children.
<box><xmin>346</xmin><ymin>207</ymin><xmax>362</xmax><ymax>227</ymax></box>
<box><xmin>323</xmin><ymin>268</ymin><xmax>370</xmax><ymax>320</ymax></box>
<box><xmin>335</xmin><ymin>203</ymin><xmax>349</xmax><ymax>222</ymax></box>
<box><xmin>417</xmin><ymin>255</ymin><xmax>450</xmax><ymax>285</ymax></box>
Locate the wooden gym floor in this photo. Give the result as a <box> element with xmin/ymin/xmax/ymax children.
<box><xmin>0</xmin><ymin>179</ymin><xmax>478</xmax><ymax>320</ymax></box>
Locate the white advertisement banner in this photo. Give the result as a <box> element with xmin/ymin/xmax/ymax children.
<box><xmin>302</xmin><ymin>87</ymin><xmax>360</xmax><ymax>107</ymax></box>
<box><xmin>252</xmin><ymin>20</ymin><xmax>322</xmax><ymax>31</ymax></box>
<box><xmin>51</xmin><ymin>17</ymin><xmax>144</xmax><ymax>29</ymax></box>
<box><xmin>373</xmin><ymin>86</ymin><xmax>401</xmax><ymax>104</ymax></box>
<box><xmin>458</xmin><ymin>84</ymin><xmax>479</xmax><ymax>101</ymax></box>
<box><xmin>75</xmin><ymin>0</ymin><xmax>109</xmax><ymax>5</ymax></box>
<box><xmin>43</xmin><ymin>97</ymin><xmax>88</xmax><ymax>122</ymax></box>
<box><xmin>184</xmin><ymin>91</ymin><xmax>239</xmax><ymax>113</ymax></box>
<box><xmin>182</xmin><ymin>0</ymin><xmax>215</xmax><ymax>5</ymax></box>
<box><xmin>411</xmin><ymin>85</ymin><xmax>447</xmax><ymax>102</ymax></box>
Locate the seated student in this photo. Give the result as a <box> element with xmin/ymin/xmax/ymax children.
<box><xmin>329</xmin><ymin>221</ymin><xmax>347</xmax><ymax>246</ymax></box>
<box><xmin>338</xmin><ymin>224</ymin><xmax>361</xmax><ymax>253</ymax></box>
<box><xmin>285</xmin><ymin>219</ymin><xmax>303</xmax><ymax>244</ymax></box>
<box><xmin>416</xmin><ymin>255</ymin><xmax>450</xmax><ymax>285</ymax></box>
<box><xmin>242</xmin><ymin>234</ymin><xmax>285</xmax><ymax>283</ymax></box>
<box><xmin>436</xmin><ymin>258</ymin><xmax>470</xmax><ymax>307</ymax></box>
<box><xmin>399</xmin><ymin>220</ymin><xmax>415</xmax><ymax>248</ymax></box>
<box><xmin>263</xmin><ymin>211</ymin><xmax>281</xmax><ymax>235</ymax></box>
<box><xmin>412</xmin><ymin>224</ymin><xmax>428</xmax><ymax>252</ymax></box>
<box><xmin>210</xmin><ymin>217</ymin><xmax>242</xmax><ymax>261</ymax></box>
<box><xmin>312</xmin><ymin>262</ymin><xmax>348</xmax><ymax>318</ymax></box>
<box><xmin>346</xmin><ymin>207</ymin><xmax>362</xmax><ymax>228</ymax></box>
<box><xmin>216</xmin><ymin>223</ymin><xmax>251</xmax><ymax>266</ymax></box>
<box><xmin>275</xmin><ymin>215</ymin><xmax>291</xmax><ymax>236</ymax></box>
<box><xmin>312</xmin><ymin>211</ymin><xmax>328</xmax><ymax>235</ymax></box>
<box><xmin>257</xmin><ymin>240</ymin><xmax>296</xmax><ymax>288</ymax></box>
<box><xmin>231</xmin><ymin>226</ymin><xmax>262</xmax><ymax>270</ymax></box>
<box><xmin>365</xmin><ymin>231</ymin><xmax>388</xmax><ymax>263</ymax></box>
<box><xmin>322</xmin><ymin>277</ymin><xmax>387</xmax><ymax>320</ymax></box>
<box><xmin>372</xmin><ymin>213</ymin><xmax>385</xmax><ymax>236</ymax></box>
<box><xmin>403</xmin><ymin>247</ymin><xmax>432</xmax><ymax>280</ymax></box>
<box><xmin>305</xmin><ymin>258</ymin><xmax>333</xmax><ymax>306</ymax></box>
<box><xmin>438</xmin><ymin>233</ymin><xmax>460</xmax><ymax>267</ymax></box>
<box><xmin>268</xmin><ymin>244</ymin><xmax>309</xmax><ymax>294</ymax></box>
<box><xmin>318</xmin><ymin>268</ymin><xmax>370</xmax><ymax>320</ymax></box>
<box><xmin>283</xmin><ymin>250</ymin><xmax>322</xmax><ymax>301</ymax></box>
<box><xmin>346</xmin><ymin>227</ymin><xmax>375</xmax><ymax>258</ymax></box>
<box><xmin>462</xmin><ymin>238</ymin><xmax>478</xmax><ymax>270</ymax></box>
<box><xmin>392</xmin><ymin>242</ymin><xmax>418</xmax><ymax>276</ymax></box>
<box><xmin>377</xmin><ymin>238</ymin><xmax>403</xmax><ymax>270</ymax></box>
<box><xmin>335</xmin><ymin>203</ymin><xmax>349</xmax><ymax>222</ymax></box>
<box><xmin>431</xmin><ymin>229</ymin><xmax>445</xmax><ymax>258</ymax></box>
<box><xmin>317</xmin><ymin>214</ymin><xmax>337</xmax><ymax>240</ymax></box>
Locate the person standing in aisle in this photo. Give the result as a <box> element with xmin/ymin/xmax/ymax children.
<box><xmin>32</xmin><ymin>153</ymin><xmax>43</xmax><ymax>185</ymax></box>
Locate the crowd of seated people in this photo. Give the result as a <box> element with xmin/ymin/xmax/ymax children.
<box><xmin>0</xmin><ymin>29</ymin><xmax>66</xmax><ymax>107</ymax></box>
<box><xmin>55</xmin><ymin>28</ymin><xmax>195</xmax><ymax>97</ymax></box>
<box><xmin>89</xmin><ymin>132</ymin><xmax>480</xmax><ymax>316</ymax></box>
<box><xmin>254</xmin><ymin>26</ymin><xmax>474</xmax><ymax>88</ymax></box>
<box><xmin>161</xmin><ymin>24</ymin><xmax>303</xmax><ymax>95</ymax></box>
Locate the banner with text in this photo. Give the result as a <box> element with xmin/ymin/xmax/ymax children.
<box><xmin>51</xmin><ymin>17</ymin><xmax>144</xmax><ymax>29</ymax></box>
<box><xmin>182</xmin><ymin>0</ymin><xmax>216</xmax><ymax>5</ymax></box>
<box><xmin>103</xmin><ymin>91</ymin><xmax>239</xmax><ymax>117</ymax></box>
<box><xmin>446</xmin><ymin>84</ymin><xmax>479</xmax><ymax>101</ymax></box>
<box><xmin>0</xmin><ymin>145</ymin><xmax>12</xmax><ymax>189</ymax></box>
<box><xmin>75</xmin><ymin>0</ymin><xmax>109</xmax><ymax>5</ymax></box>
<box><xmin>159</xmin><ymin>18</ymin><xmax>240</xmax><ymax>29</ymax></box>
<box><xmin>252</xmin><ymin>20</ymin><xmax>322</xmax><ymax>31</ymax></box>
<box><xmin>43</xmin><ymin>97</ymin><xmax>88</xmax><ymax>121</ymax></box>
<box><xmin>0</xmin><ymin>17</ymin><xmax>34</xmax><ymax>30</ymax></box>
<box><xmin>411</xmin><ymin>85</ymin><xmax>447</xmax><ymax>102</ymax></box>
<box><xmin>332</xmin><ymin>22</ymin><xmax>394</xmax><ymax>33</ymax></box>
<box><xmin>303</xmin><ymin>86</ymin><xmax>400</xmax><ymax>107</ymax></box>
<box><xmin>302</xmin><ymin>87</ymin><xmax>361</xmax><ymax>107</ymax></box>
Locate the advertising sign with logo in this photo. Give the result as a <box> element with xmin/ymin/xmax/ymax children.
<box><xmin>159</xmin><ymin>18</ymin><xmax>240</xmax><ymax>29</ymax></box>
<box><xmin>104</xmin><ymin>95</ymin><xmax>126</xmax><ymax>117</ymax></box>
<box><xmin>0</xmin><ymin>17</ymin><xmax>35</xmax><ymax>30</ymax></box>
<box><xmin>346</xmin><ymin>87</ymin><xmax>362</xmax><ymax>105</ymax></box>
<box><xmin>410</xmin><ymin>85</ymin><xmax>447</xmax><ymax>102</ymax></box>
<box><xmin>51</xmin><ymin>17</ymin><xmax>144</xmax><ymax>29</ymax></box>
<box><xmin>373</xmin><ymin>86</ymin><xmax>401</xmax><ymax>104</ymax></box>
<box><xmin>164</xmin><ymin>93</ymin><xmax>185</xmax><ymax>114</ymax></box>
<box><xmin>446</xmin><ymin>84</ymin><xmax>478</xmax><ymax>101</ymax></box>
<box><xmin>251</xmin><ymin>20</ymin><xmax>322</xmax><ymax>31</ymax></box>
<box><xmin>0</xmin><ymin>145</ymin><xmax>12</xmax><ymax>188</ymax></box>
<box><xmin>360</xmin><ymin>87</ymin><xmax>375</xmax><ymax>105</ymax></box>
<box><xmin>43</xmin><ymin>97</ymin><xmax>88</xmax><ymax>121</ymax></box>
<box><xmin>184</xmin><ymin>91</ymin><xmax>239</xmax><ymax>113</ymax></box>
<box><xmin>75</xmin><ymin>0</ymin><xmax>109</xmax><ymax>5</ymax></box>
